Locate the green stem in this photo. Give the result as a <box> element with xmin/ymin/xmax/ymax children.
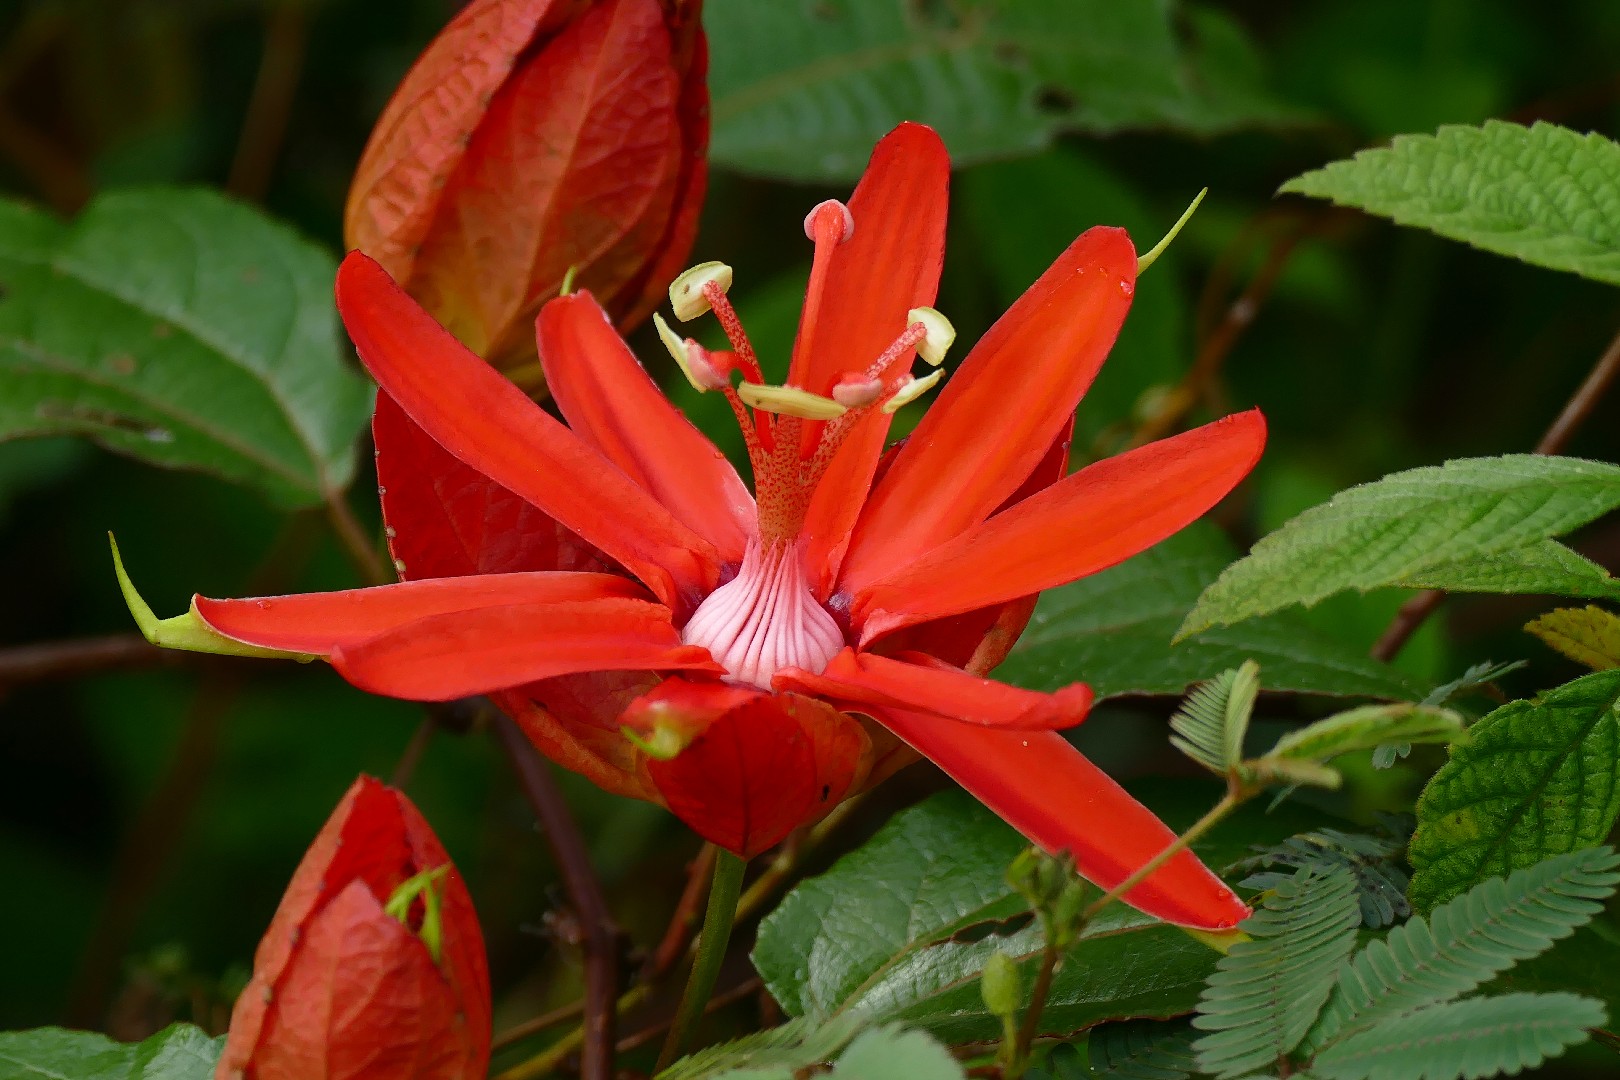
<box><xmin>655</xmin><ymin>850</ymin><xmax>747</xmax><ymax>1072</ymax></box>
<box><xmin>1079</xmin><ymin>792</ymin><xmax>1241</xmax><ymax>925</ymax></box>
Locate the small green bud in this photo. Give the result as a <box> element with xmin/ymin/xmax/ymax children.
<box><xmin>384</xmin><ymin>866</ymin><xmax>449</xmax><ymax>964</ymax></box>
<box><xmin>980</xmin><ymin>951</ymin><xmax>1023</xmax><ymax>1019</ymax></box>
<box><xmin>1049</xmin><ymin>879</ymin><xmax>1091</xmax><ymax>949</ymax></box>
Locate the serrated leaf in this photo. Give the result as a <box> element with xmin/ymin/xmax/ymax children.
<box><xmin>1191</xmin><ymin>868</ymin><xmax>1362</xmax><ymax>1079</ymax></box>
<box><xmin>658</xmin><ymin>1016</ymin><xmax>865</xmax><ymax>1080</ymax></box>
<box><xmin>1525</xmin><ymin>606</ymin><xmax>1620</xmax><ymax>670</ymax></box>
<box><xmin>0</xmin><ymin>1023</ymin><xmax>223</xmax><ymax>1080</ymax></box>
<box><xmin>707</xmin><ymin>0</ymin><xmax>1308</xmax><ymax>182</ymax></box>
<box><xmin>830</xmin><ymin>1025</ymin><xmax>964</xmax><ymax>1079</ymax></box>
<box><xmin>1266</xmin><ymin>703</ymin><xmax>1464</xmax><ymax>764</ymax></box>
<box><xmin>1280</xmin><ymin>120</ymin><xmax>1620</xmax><ymax>285</ymax></box>
<box><xmin>1409</xmin><ymin>671</ymin><xmax>1620</xmax><ymax>910</ymax></box>
<box><xmin>1170</xmin><ymin>661</ymin><xmax>1259</xmax><ymax>774</ymax></box>
<box><xmin>1399</xmin><ymin>539</ymin><xmax>1620</xmax><ymax>599</ymax></box>
<box><xmin>1307</xmin><ymin>847</ymin><xmax>1620</xmax><ymax>1053</ymax></box>
<box><xmin>1087</xmin><ymin>1020</ymin><xmax>1197</xmax><ymax>1079</ymax></box>
<box><xmin>1179</xmin><ymin>456</ymin><xmax>1620</xmax><ymax>637</ymax></box>
<box><xmin>0</xmin><ymin>189</ymin><xmax>372</xmax><ymax>506</ymax></box>
<box><xmin>753</xmin><ymin>786</ymin><xmax>1315</xmax><ymax>1044</ymax></box>
<box><xmin>1000</xmin><ymin>524</ymin><xmax>1425</xmax><ymax>702</ymax></box>
<box><xmin>1311</xmin><ymin>992</ymin><xmax>1603</xmax><ymax>1080</ymax></box>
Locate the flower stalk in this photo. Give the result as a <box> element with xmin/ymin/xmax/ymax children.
<box><xmin>656</xmin><ymin>850</ymin><xmax>749</xmax><ymax>1071</ymax></box>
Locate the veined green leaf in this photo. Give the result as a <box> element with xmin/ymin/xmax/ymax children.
<box><xmin>1087</xmin><ymin>1020</ymin><xmax>1197</xmax><ymax>1079</ymax></box>
<box><xmin>0</xmin><ymin>189</ymin><xmax>372</xmax><ymax>506</ymax></box>
<box><xmin>0</xmin><ymin>1023</ymin><xmax>222</xmax><ymax>1079</ymax></box>
<box><xmin>829</xmin><ymin>1025</ymin><xmax>964</xmax><ymax>1079</ymax></box>
<box><xmin>1525</xmin><ymin>606</ymin><xmax>1620</xmax><ymax>670</ymax></box>
<box><xmin>658</xmin><ymin>1016</ymin><xmax>865</xmax><ymax>1080</ymax></box>
<box><xmin>1280</xmin><ymin>121</ymin><xmax>1620</xmax><ymax>285</ymax></box>
<box><xmin>1409</xmin><ymin>671</ymin><xmax>1620</xmax><ymax>910</ymax></box>
<box><xmin>1179</xmin><ymin>456</ymin><xmax>1620</xmax><ymax>637</ymax></box>
<box><xmin>1265</xmin><ymin>703</ymin><xmax>1464</xmax><ymax>764</ymax></box>
<box><xmin>1398</xmin><ymin>539</ymin><xmax>1620</xmax><ymax>599</ymax></box>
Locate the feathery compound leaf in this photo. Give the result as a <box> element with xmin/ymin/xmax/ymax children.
<box><xmin>1408</xmin><ymin>670</ymin><xmax>1620</xmax><ymax>909</ymax></box>
<box><xmin>1305</xmin><ymin>846</ymin><xmax>1620</xmax><ymax>1052</ymax></box>
<box><xmin>1087</xmin><ymin>1020</ymin><xmax>1197</xmax><ymax>1079</ymax></box>
<box><xmin>1232</xmin><ymin>827</ymin><xmax>1410</xmax><ymax>929</ymax></box>
<box><xmin>1376</xmin><ymin>661</ymin><xmax>1528</xmax><ymax>770</ymax></box>
<box><xmin>1310</xmin><ymin>992</ymin><xmax>1604</xmax><ymax>1080</ymax></box>
<box><xmin>1525</xmin><ymin>606</ymin><xmax>1620</xmax><ymax>671</ymax></box>
<box><xmin>658</xmin><ymin>1016</ymin><xmax>865</xmax><ymax>1079</ymax></box>
<box><xmin>1279</xmin><ymin>120</ymin><xmax>1620</xmax><ymax>285</ymax></box>
<box><xmin>1178</xmin><ymin>455</ymin><xmax>1620</xmax><ymax>637</ymax></box>
<box><xmin>1192</xmin><ymin>868</ymin><xmax>1361</xmax><ymax>1079</ymax></box>
<box><xmin>1170</xmin><ymin>661</ymin><xmax>1259</xmax><ymax>773</ymax></box>
<box><xmin>1266</xmin><ymin>703</ymin><xmax>1464</xmax><ymax>764</ymax></box>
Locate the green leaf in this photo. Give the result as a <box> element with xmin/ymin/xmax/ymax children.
<box><xmin>0</xmin><ymin>189</ymin><xmax>372</xmax><ymax>506</ymax></box>
<box><xmin>1179</xmin><ymin>456</ymin><xmax>1620</xmax><ymax>637</ymax></box>
<box><xmin>1279</xmin><ymin>120</ymin><xmax>1620</xmax><ymax>285</ymax></box>
<box><xmin>1310</xmin><ymin>992</ymin><xmax>1603</xmax><ymax>1080</ymax></box>
<box><xmin>1398</xmin><ymin>540</ymin><xmax>1620</xmax><ymax>599</ymax></box>
<box><xmin>658</xmin><ymin>1016</ymin><xmax>865</xmax><ymax>1080</ymax></box>
<box><xmin>1525</xmin><ymin>606</ymin><xmax>1620</xmax><ymax>670</ymax></box>
<box><xmin>830</xmin><ymin>1025</ymin><xmax>964</xmax><ymax>1080</ymax></box>
<box><xmin>1265</xmin><ymin>703</ymin><xmax>1464</xmax><ymax>764</ymax></box>
<box><xmin>999</xmin><ymin>524</ymin><xmax>1425</xmax><ymax>702</ymax></box>
<box><xmin>1087</xmin><ymin>1020</ymin><xmax>1197</xmax><ymax>1079</ymax></box>
<box><xmin>706</xmin><ymin>0</ymin><xmax>1307</xmax><ymax>182</ymax></box>
<box><xmin>753</xmin><ymin>787</ymin><xmax>1313</xmax><ymax>1044</ymax></box>
<box><xmin>1169</xmin><ymin>661</ymin><xmax>1259</xmax><ymax>774</ymax></box>
<box><xmin>0</xmin><ymin>1023</ymin><xmax>223</xmax><ymax>1079</ymax></box>
<box><xmin>1307</xmin><ymin>847</ymin><xmax>1620</xmax><ymax>1053</ymax></box>
<box><xmin>1231</xmin><ymin>826</ymin><xmax>1411</xmax><ymax>929</ymax></box>
<box><xmin>1409</xmin><ymin>671</ymin><xmax>1620</xmax><ymax>910</ymax></box>
<box><xmin>1191</xmin><ymin>868</ymin><xmax>1362</xmax><ymax>1080</ymax></box>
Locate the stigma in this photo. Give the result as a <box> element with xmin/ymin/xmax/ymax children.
<box><xmin>680</xmin><ymin>540</ymin><xmax>843</xmax><ymax>690</ymax></box>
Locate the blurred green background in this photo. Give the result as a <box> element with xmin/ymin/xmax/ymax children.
<box><xmin>2</xmin><ymin>0</ymin><xmax>1620</xmax><ymax>1061</ymax></box>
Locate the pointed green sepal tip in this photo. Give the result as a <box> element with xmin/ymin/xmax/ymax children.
<box><xmin>1184</xmin><ymin>924</ymin><xmax>1249</xmax><ymax>954</ymax></box>
<box><xmin>1137</xmin><ymin>187</ymin><xmax>1209</xmax><ymax>274</ymax></box>
<box><xmin>384</xmin><ymin>865</ymin><xmax>449</xmax><ymax>965</ymax></box>
<box><xmin>109</xmin><ymin>533</ymin><xmax>312</xmax><ymax>661</ymax></box>
<box><xmin>622</xmin><ymin>724</ymin><xmax>687</xmax><ymax>761</ymax></box>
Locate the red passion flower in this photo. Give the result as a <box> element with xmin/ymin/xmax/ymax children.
<box><xmin>129</xmin><ymin>123</ymin><xmax>1264</xmax><ymax>932</ymax></box>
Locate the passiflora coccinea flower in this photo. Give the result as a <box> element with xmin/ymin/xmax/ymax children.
<box><xmin>215</xmin><ymin>776</ymin><xmax>490</xmax><ymax>1080</ymax></box>
<box><xmin>345</xmin><ymin>0</ymin><xmax>706</xmax><ymax>379</ymax></box>
<box><xmin>123</xmin><ymin>124</ymin><xmax>1264</xmax><ymax>932</ymax></box>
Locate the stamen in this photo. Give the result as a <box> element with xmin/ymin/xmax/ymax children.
<box><xmin>681</xmin><ymin>540</ymin><xmax>843</xmax><ymax>690</ymax></box>
<box><xmin>831</xmin><ymin>375</ymin><xmax>884</xmax><ymax>408</ymax></box>
<box><xmin>802</xmin><ymin>199</ymin><xmax>855</xmax><ymax>243</ymax></box>
<box><xmin>737</xmin><ymin>382</ymin><xmax>848</xmax><ymax>420</ymax></box>
<box><xmin>702</xmin><ymin>281</ymin><xmax>766</xmax><ymax>385</ymax></box>
<box><xmin>882</xmin><ymin>368</ymin><xmax>944</xmax><ymax>414</ymax></box>
<box><xmin>669</xmin><ymin>261</ymin><xmax>733</xmax><ymax>321</ymax></box>
<box><xmin>907</xmin><ymin>306</ymin><xmax>955</xmax><ymax>366</ymax></box>
<box><xmin>1137</xmin><ymin>188</ymin><xmax>1208</xmax><ymax>273</ymax></box>
<box><xmin>653</xmin><ymin>313</ymin><xmax>730</xmax><ymax>391</ymax></box>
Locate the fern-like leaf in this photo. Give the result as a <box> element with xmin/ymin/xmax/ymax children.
<box><xmin>1192</xmin><ymin>868</ymin><xmax>1361</xmax><ymax>1079</ymax></box>
<box><xmin>1170</xmin><ymin>661</ymin><xmax>1259</xmax><ymax>774</ymax></box>
<box><xmin>1310</xmin><ymin>992</ymin><xmax>1604</xmax><ymax>1080</ymax></box>
<box><xmin>1304</xmin><ymin>846</ymin><xmax>1620</xmax><ymax>1053</ymax></box>
<box><xmin>1232</xmin><ymin>827</ymin><xmax>1411</xmax><ymax>929</ymax></box>
<box><xmin>1087</xmin><ymin>1020</ymin><xmax>1196</xmax><ymax>1079</ymax></box>
<box><xmin>657</xmin><ymin>1015</ymin><xmax>863</xmax><ymax>1079</ymax></box>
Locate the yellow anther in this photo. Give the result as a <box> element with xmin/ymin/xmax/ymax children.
<box><xmin>653</xmin><ymin>313</ymin><xmax>728</xmax><ymax>392</ymax></box>
<box><xmin>669</xmin><ymin>261</ymin><xmax>734</xmax><ymax>321</ymax></box>
<box><xmin>803</xmin><ymin>199</ymin><xmax>855</xmax><ymax>243</ymax></box>
<box><xmin>881</xmin><ymin>368</ymin><xmax>944</xmax><ymax>414</ymax></box>
<box><xmin>907</xmin><ymin>306</ymin><xmax>955</xmax><ymax>366</ymax></box>
<box><xmin>1137</xmin><ymin>188</ymin><xmax>1208</xmax><ymax>273</ymax></box>
<box><xmin>737</xmin><ymin>382</ymin><xmax>849</xmax><ymax>420</ymax></box>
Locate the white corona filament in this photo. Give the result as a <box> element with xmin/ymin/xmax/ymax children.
<box><xmin>680</xmin><ymin>540</ymin><xmax>842</xmax><ymax>690</ymax></box>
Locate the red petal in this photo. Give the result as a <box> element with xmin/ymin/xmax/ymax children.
<box><xmin>629</xmin><ymin>680</ymin><xmax>871</xmax><ymax>858</ymax></box>
<box><xmin>344</xmin><ymin>0</ymin><xmax>569</xmax><ymax>280</ymax></box>
<box><xmin>336</xmin><ymin>252</ymin><xmax>718</xmax><ymax>611</ymax></box>
<box><xmin>330</xmin><ymin>598</ymin><xmax>722</xmax><ymax>701</ymax></box>
<box><xmin>868</xmin><ymin>707</ymin><xmax>1251</xmax><ymax>930</ymax></box>
<box><xmin>493</xmin><ymin>673</ymin><xmax>666</xmax><ymax>802</ymax></box>
<box><xmin>775</xmin><ymin>649</ymin><xmax>1092</xmax><ymax>730</ymax></box>
<box><xmin>855</xmin><ymin>411</ymin><xmax>1267</xmax><ymax>643</ymax></box>
<box><xmin>194</xmin><ymin>572</ymin><xmax>641</xmax><ymax>655</ymax></box>
<box><xmin>838</xmin><ymin>227</ymin><xmax>1137</xmax><ymax>596</ymax></box>
<box><xmin>538</xmin><ymin>292</ymin><xmax>754</xmax><ymax>562</ymax></box>
<box><xmin>407</xmin><ymin>0</ymin><xmax>683</xmax><ymax>361</ymax></box>
<box><xmin>375</xmin><ymin>389</ymin><xmax>616</xmax><ymax>580</ymax></box>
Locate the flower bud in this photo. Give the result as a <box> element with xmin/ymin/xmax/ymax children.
<box><xmin>216</xmin><ymin>777</ymin><xmax>490</xmax><ymax>1080</ymax></box>
<box><xmin>980</xmin><ymin>951</ymin><xmax>1023</xmax><ymax>1019</ymax></box>
<box><xmin>345</xmin><ymin>0</ymin><xmax>708</xmax><ymax>384</ymax></box>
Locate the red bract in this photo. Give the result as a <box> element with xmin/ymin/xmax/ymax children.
<box><xmin>344</xmin><ymin>0</ymin><xmax>706</xmax><ymax>378</ymax></box>
<box><xmin>216</xmin><ymin>777</ymin><xmax>490</xmax><ymax>1080</ymax></box>
<box><xmin>151</xmin><ymin>124</ymin><xmax>1265</xmax><ymax>932</ymax></box>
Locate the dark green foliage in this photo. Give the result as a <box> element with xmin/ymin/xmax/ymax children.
<box><xmin>0</xmin><ymin>1024</ymin><xmax>222</xmax><ymax>1079</ymax></box>
<box><xmin>1087</xmin><ymin>1020</ymin><xmax>1198</xmax><ymax>1080</ymax></box>
<box><xmin>1232</xmin><ymin>825</ymin><xmax>1411</xmax><ymax>929</ymax></box>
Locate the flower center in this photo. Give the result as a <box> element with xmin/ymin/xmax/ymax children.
<box><xmin>680</xmin><ymin>539</ymin><xmax>843</xmax><ymax>690</ymax></box>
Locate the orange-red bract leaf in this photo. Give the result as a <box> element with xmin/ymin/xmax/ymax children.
<box><xmin>855</xmin><ymin>410</ymin><xmax>1267</xmax><ymax>642</ymax></box>
<box><xmin>776</xmin><ymin>649</ymin><xmax>1092</xmax><ymax>730</ymax></box>
<box><xmin>838</xmin><ymin>227</ymin><xmax>1137</xmax><ymax>596</ymax></box>
<box><xmin>336</xmin><ymin>252</ymin><xmax>718</xmax><ymax>611</ymax></box>
<box><xmin>374</xmin><ymin>390</ymin><xmax>617</xmax><ymax>581</ymax></box>
<box><xmin>538</xmin><ymin>292</ymin><xmax>754</xmax><ymax>562</ymax></box>
<box><xmin>193</xmin><ymin>572</ymin><xmax>642</xmax><ymax>655</ymax></box>
<box><xmin>869</xmin><ymin>708</ymin><xmax>1251</xmax><ymax>931</ymax></box>
<box><xmin>632</xmin><ymin>680</ymin><xmax>871</xmax><ymax>857</ymax></box>
<box><xmin>330</xmin><ymin>598</ymin><xmax>722</xmax><ymax>701</ymax></box>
